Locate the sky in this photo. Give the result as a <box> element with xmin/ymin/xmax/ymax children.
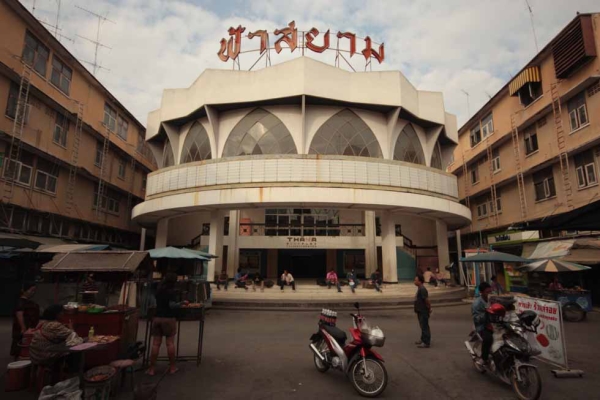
<box><xmin>18</xmin><ymin>0</ymin><xmax>600</xmax><ymax>128</ymax></box>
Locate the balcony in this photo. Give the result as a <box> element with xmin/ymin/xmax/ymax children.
<box><xmin>145</xmin><ymin>154</ymin><xmax>459</xmax><ymax>200</ymax></box>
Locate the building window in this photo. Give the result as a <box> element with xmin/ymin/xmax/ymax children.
<box><xmin>162</xmin><ymin>140</ymin><xmax>174</xmax><ymax>168</ymax></box>
<box><xmin>95</xmin><ymin>141</ymin><xmax>103</xmax><ymax>167</ymax></box>
<box><xmin>117</xmin><ymin>115</ymin><xmax>128</xmax><ymax>140</ymax></box>
<box><xmin>480</xmin><ymin>113</ymin><xmax>494</xmax><ymax>138</ymax></box>
<box><xmin>309</xmin><ymin>109</ymin><xmax>382</xmax><ymax>158</ymax></box>
<box><xmin>524</xmin><ymin>130</ymin><xmax>538</xmax><ymax>155</ymax></box>
<box><xmin>53</xmin><ymin>112</ymin><xmax>68</xmax><ymax>147</ymax></box>
<box><xmin>518</xmin><ymin>82</ymin><xmax>543</xmax><ymax>107</ymax></box>
<box><xmin>3</xmin><ymin>159</ymin><xmax>32</xmax><ymax>186</ymax></box>
<box><xmin>491</xmin><ymin>149</ymin><xmax>500</xmax><ymax>173</ymax></box>
<box><xmin>393</xmin><ymin>124</ymin><xmax>425</xmax><ymax>165</ymax></box>
<box><xmin>471</xmin><ymin>167</ymin><xmax>479</xmax><ymax>185</ymax></box>
<box><xmin>476</xmin><ymin>202</ymin><xmax>487</xmax><ymax>218</ymax></box>
<box><xmin>533</xmin><ymin>167</ymin><xmax>556</xmax><ymax>201</ymax></box>
<box><xmin>224</xmin><ymin>108</ymin><xmax>298</xmax><ymax>157</ymax></box>
<box><xmin>93</xmin><ymin>187</ymin><xmax>120</xmax><ymax>214</ymax></box>
<box><xmin>34</xmin><ymin>159</ymin><xmax>58</xmax><ymax>194</ymax></box>
<box><xmin>50</xmin><ymin>56</ymin><xmax>72</xmax><ymax>95</ymax></box>
<box><xmin>575</xmin><ymin>151</ymin><xmax>597</xmax><ymax>189</ymax></box>
<box><xmin>103</xmin><ymin>103</ymin><xmax>117</xmax><ymax>132</ymax></box>
<box><xmin>181</xmin><ymin>122</ymin><xmax>212</xmax><ymax>163</ymax></box>
<box><xmin>470</xmin><ymin>125</ymin><xmax>481</xmax><ymax>147</ymax></box>
<box><xmin>117</xmin><ymin>158</ymin><xmax>126</xmax><ymax>179</ymax></box>
<box><xmin>568</xmin><ymin>93</ymin><xmax>588</xmax><ymax>132</ymax></box>
<box><xmin>5</xmin><ymin>83</ymin><xmax>30</xmax><ymax>122</ymax></box>
<box><xmin>22</xmin><ymin>31</ymin><xmax>49</xmax><ymax>76</ymax></box>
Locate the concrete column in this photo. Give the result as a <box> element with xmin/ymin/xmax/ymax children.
<box><xmin>381</xmin><ymin>211</ymin><xmax>398</xmax><ymax>283</ymax></box>
<box><xmin>227</xmin><ymin>210</ymin><xmax>240</xmax><ymax>278</ymax></box>
<box><xmin>267</xmin><ymin>249</ymin><xmax>278</xmax><ymax>279</ymax></box>
<box><xmin>139</xmin><ymin>228</ymin><xmax>146</xmax><ymax>251</ymax></box>
<box><xmin>364</xmin><ymin>210</ymin><xmax>377</xmax><ymax>278</ymax></box>
<box><xmin>207</xmin><ymin>211</ymin><xmax>224</xmax><ymax>282</ymax></box>
<box><xmin>155</xmin><ymin>219</ymin><xmax>168</xmax><ymax>248</ymax></box>
<box><xmin>456</xmin><ymin>229</ymin><xmax>466</xmax><ymax>285</ymax></box>
<box><xmin>436</xmin><ymin>220</ymin><xmax>451</xmax><ymax>279</ymax></box>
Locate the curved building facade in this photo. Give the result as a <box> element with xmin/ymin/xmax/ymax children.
<box><xmin>133</xmin><ymin>57</ymin><xmax>471</xmax><ymax>282</ymax></box>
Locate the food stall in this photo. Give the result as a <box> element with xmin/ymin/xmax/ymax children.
<box><xmin>41</xmin><ymin>251</ymin><xmax>152</xmax><ymax>367</ymax></box>
<box><xmin>518</xmin><ymin>258</ymin><xmax>592</xmax><ymax>322</ymax></box>
<box><xmin>143</xmin><ymin>247</ymin><xmax>215</xmax><ymax>366</ymax></box>
<box><xmin>460</xmin><ymin>251</ymin><xmax>529</xmax><ymax>295</ymax></box>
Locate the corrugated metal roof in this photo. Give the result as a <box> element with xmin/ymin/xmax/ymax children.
<box><xmin>42</xmin><ymin>251</ymin><xmax>149</xmax><ymax>273</ymax></box>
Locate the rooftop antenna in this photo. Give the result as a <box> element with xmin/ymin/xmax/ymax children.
<box><xmin>75</xmin><ymin>5</ymin><xmax>115</xmax><ymax>76</ymax></box>
<box><xmin>525</xmin><ymin>0</ymin><xmax>539</xmax><ymax>53</ymax></box>
<box><xmin>484</xmin><ymin>91</ymin><xmax>492</xmax><ymax>99</ymax></box>
<box><xmin>31</xmin><ymin>0</ymin><xmax>36</xmax><ymax>16</ymax></box>
<box><xmin>461</xmin><ymin>89</ymin><xmax>470</xmax><ymax>118</ymax></box>
<box><xmin>37</xmin><ymin>19</ymin><xmax>74</xmax><ymax>43</ymax></box>
<box><xmin>54</xmin><ymin>0</ymin><xmax>61</xmax><ymax>38</ymax></box>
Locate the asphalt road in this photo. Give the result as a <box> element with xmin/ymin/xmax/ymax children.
<box><xmin>1</xmin><ymin>305</ymin><xmax>599</xmax><ymax>399</ymax></box>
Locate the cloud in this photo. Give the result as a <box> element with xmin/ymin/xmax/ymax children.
<box><xmin>18</xmin><ymin>0</ymin><xmax>600</xmax><ymax>128</ymax></box>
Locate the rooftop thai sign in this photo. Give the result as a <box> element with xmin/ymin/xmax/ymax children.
<box><xmin>217</xmin><ymin>21</ymin><xmax>385</xmax><ymax>70</ymax></box>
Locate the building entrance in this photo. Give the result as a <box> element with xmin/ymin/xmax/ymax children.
<box><xmin>278</xmin><ymin>249</ymin><xmax>326</xmax><ymax>278</ymax></box>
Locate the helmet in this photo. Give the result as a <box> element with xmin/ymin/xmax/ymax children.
<box><xmin>518</xmin><ymin>310</ymin><xmax>540</xmax><ymax>328</ymax></box>
<box><xmin>486</xmin><ymin>303</ymin><xmax>506</xmax><ymax>323</ymax></box>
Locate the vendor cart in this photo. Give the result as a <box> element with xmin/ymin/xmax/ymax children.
<box><xmin>41</xmin><ymin>251</ymin><xmax>152</xmax><ymax>368</ymax></box>
<box><xmin>519</xmin><ymin>258</ymin><xmax>592</xmax><ymax>322</ymax></box>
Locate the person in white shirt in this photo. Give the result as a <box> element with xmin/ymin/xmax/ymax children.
<box><xmin>280</xmin><ymin>270</ymin><xmax>296</xmax><ymax>291</ymax></box>
<box><xmin>423</xmin><ymin>268</ymin><xmax>436</xmax><ymax>286</ymax></box>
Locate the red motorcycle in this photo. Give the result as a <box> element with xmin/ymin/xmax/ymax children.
<box><xmin>309</xmin><ymin>302</ymin><xmax>388</xmax><ymax>397</ymax></box>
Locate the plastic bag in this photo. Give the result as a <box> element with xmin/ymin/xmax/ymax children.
<box><xmin>39</xmin><ymin>377</ymin><xmax>82</xmax><ymax>400</ymax></box>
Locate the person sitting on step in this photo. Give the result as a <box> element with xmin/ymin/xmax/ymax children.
<box><xmin>326</xmin><ymin>269</ymin><xmax>342</xmax><ymax>293</ymax></box>
<box><xmin>423</xmin><ymin>267</ymin><xmax>437</xmax><ymax>287</ymax></box>
<box><xmin>216</xmin><ymin>270</ymin><xmax>229</xmax><ymax>291</ymax></box>
<box><xmin>370</xmin><ymin>270</ymin><xmax>383</xmax><ymax>293</ymax></box>
<box><xmin>280</xmin><ymin>270</ymin><xmax>296</xmax><ymax>291</ymax></box>
<box><xmin>346</xmin><ymin>269</ymin><xmax>358</xmax><ymax>293</ymax></box>
<box><xmin>234</xmin><ymin>268</ymin><xmax>249</xmax><ymax>290</ymax></box>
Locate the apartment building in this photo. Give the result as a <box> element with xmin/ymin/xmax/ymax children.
<box><xmin>0</xmin><ymin>0</ymin><xmax>156</xmax><ymax>248</ymax></box>
<box><xmin>450</xmin><ymin>13</ymin><xmax>600</xmax><ymax>248</ymax></box>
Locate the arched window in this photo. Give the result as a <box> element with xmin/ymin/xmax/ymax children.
<box><xmin>308</xmin><ymin>109</ymin><xmax>382</xmax><ymax>158</ymax></box>
<box><xmin>393</xmin><ymin>124</ymin><xmax>425</xmax><ymax>165</ymax></box>
<box><xmin>162</xmin><ymin>140</ymin><xmax>174</xmax><ymax>168</ymax></box>
<box><xmin>222</xmin><ymin>108</ymin><xmax>297</xmax><ymax>157</ymax></box>
<box><xmin>430</xmin><ymin>141</ymin><xmax>443</xmax><ymax>170</ymax></box>
<box><xmin>181</xmin><ymin>122</ymin><xmax>211</xmax><ymax>163</ymax></box>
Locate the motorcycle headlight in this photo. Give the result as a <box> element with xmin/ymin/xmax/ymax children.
<box><xmin>505</xmin><ymin>335</ymin><xmax>530</xmax><ymax>353</ymax></box>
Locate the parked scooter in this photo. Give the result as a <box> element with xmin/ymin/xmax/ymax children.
<box><xmin>309</xmin><ymin>302</ymin><xmax>387</xmax><ymax>398</ymax></box>
<box><xmin>465</xmin><ymin>301</ymin><xmax>543</xmax><ymax>400</ymax></box>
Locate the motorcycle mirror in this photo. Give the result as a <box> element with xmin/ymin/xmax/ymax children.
<box><xmin>354</xmin><ymin>302</ymin><xmax>360</xmax><ymax>310</ymax></box>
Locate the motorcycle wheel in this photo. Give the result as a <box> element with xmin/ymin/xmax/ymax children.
<box><xmin>313</xmin><ymin>340</ymin><xmax>329</xmax><ymax>373</ymax></box>
<box><xmin>563</xmin><ymin>303</ymin><xmax>586</xmax><ymax>322</ymax></box>
<box><xmin>510</xmin><ymin>365</ymin><xmax>542</xmax><ymax>400</ymax></box>
<box><xmin>349</xmin><ymin>356</ymin><xmax>388</xmax><ymax>398</ymax></box>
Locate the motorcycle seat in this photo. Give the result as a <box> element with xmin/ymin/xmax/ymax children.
<box><xmin>323</xmin><ymin>324</ymin><xmax>347</xmax><ymax>346</ymax></box>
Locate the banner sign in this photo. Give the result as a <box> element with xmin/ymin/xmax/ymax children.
<box><xmin>515</xmin><ymin>296</ymin><xmax>568</xmax><ymax>368</ymax></box>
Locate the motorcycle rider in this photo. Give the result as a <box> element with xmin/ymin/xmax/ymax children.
<box><xmin>472</xmin><ymin>282</ymin><xmax>493</xmax><ymax>367</ymax></box>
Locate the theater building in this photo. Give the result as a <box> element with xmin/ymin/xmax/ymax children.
<box><xmin>132</xmin><ymin>57</ymin><xmax>471</xmax><ymax>282</ymax></box>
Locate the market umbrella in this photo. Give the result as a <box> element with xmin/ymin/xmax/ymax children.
<box><xmin>519</xmin><ymin>258</ymin><xmax>591</xmax><ymax>272</ymax></box>
<box><xmin>148</xmin><ymin>246</ymin><xmax>211</xmax><ymax>261</ymax></box>
<box><xmin>460</xmin><ymin>251</ymin><xmax>528</xmax><ymax>263</ymax></box>
<box><xmin>184</xmin><ymin>248</ymin><xmax>217</xmax><ymax>259</ymax></box>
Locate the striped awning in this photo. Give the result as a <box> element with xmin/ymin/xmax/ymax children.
<box><xmin>509</xmin><ymin>66</ymin><xmax>541</xmax><ymax>96</ymax></box>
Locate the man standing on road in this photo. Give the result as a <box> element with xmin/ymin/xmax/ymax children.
<box><xmin>473</xmin><ymin>282</ymin><xmax>493</xmax><ymax>367</ymax></box>
<box><xmin>414</xmin><ymin>275</ymin><xmax>431</xmax><ymax>348</ymax></box>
